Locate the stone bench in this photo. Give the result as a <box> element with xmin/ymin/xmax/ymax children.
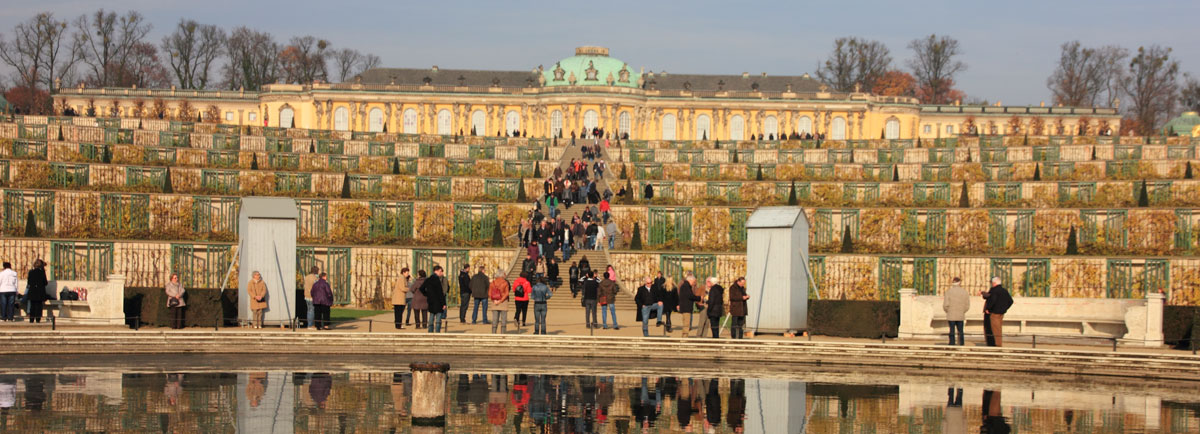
<box><xmin>898</xmin><ymin>288</ymin><xmax>1164</xmax><ymax>347</ymax></box>
<box><xmin>17</xmin><ymin>275</ymin><xmax>127</xmax><ymax>326</ymax></box>
<box><xmin>47</xmin><ymin>300</ymin><xmax>91</xmax><ymax>319</ymax></box>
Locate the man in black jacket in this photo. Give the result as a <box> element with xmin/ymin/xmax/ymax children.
<box><xmin>470</xmin><ymin>267</ymin><xmax>491</xmax><ymax>324</ymax></box>
<box><xmin>635</xmin><ymin>277</ymin><xmax>662</xmax><ymax>337</ymax></box>
<box><xmin>457</xmin><ymin>264</ymin><xmax>472</xmax><ymax>323</ymax></box>
<box><xmin>568</xmin><ymin>262</ymin><xmax>580</xmax><ymax>298</ymax></box>
<box><xmin>677</xmin><ymin>274</ymin><xmax>701</xmax><ymax>338</ymax></box>
<box><xmin>421</xmin><ymin>265</ymin><xmax>447</xmax><ymax>333</ymax></box>
<box><xmin>581</xmin><ymin>271</ymin><xmax>600</xmax><ymax>329</ymax></box>
<box><xmin>982</xmin><ymin>277</ymin><xmax>1014</xmax><ymax>347</ymax></box>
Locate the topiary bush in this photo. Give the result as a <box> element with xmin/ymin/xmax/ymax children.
<box><xmin>807</xmin><ymin>300</ymin><xmax>899</xmax><ymax>338</ymax></box>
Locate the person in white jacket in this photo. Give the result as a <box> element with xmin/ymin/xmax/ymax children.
<box><xmin>0</xmin><ymin>262</ymin><xmax>19</xmax><ymax>321</ymax></box>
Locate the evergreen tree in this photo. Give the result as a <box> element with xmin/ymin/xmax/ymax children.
<box><xmin>491</xmin><ymin>220</ymin><xmax>504</xmax><ymax>247</ymax></box>
<box><xmin>839</xmin><ymin>225</ymin><xmax>853</xmax><ymax>253</ymax></box>
<box><xmin>57</xmin><ymin>126</ymin><xmax>63</xmax><ymax>141</ymax></box>
<box><xmin>543</xmin><ymin>146</ymin><xmax>549</xmax><ymax>160</ymax></box>
<box><xmin>471</xmin><ymin>126</ymin><xmax>476</xmax><ymax>136</ymax></box>
<box><xmin>1137</xmin><ymin>179</ymin><xmax>1149</xmax><ymax>207</ymax></box>
<box><xmin>24</xmin><ymin>210</ymin><xmax>37</xmax><ymax>237</ymax></box>
<box><xmin>251</xmin><ymin>153</ymin><xmax>259</xmax><ymax>170</ymax></box>
<box><xmin>619</xmin><ymin>164</ymin><xmax>628</xmax><ymax>180</ymax></box>
<box><xmin>1186</xmin><ymin>162</ymin><xmax>1194</xmax><ymax>179</ymax></box>
<box><xmin>1091</xmin><ymin>146</ymin><xmax>1097</xmax><ymax>161</ymax></box>
<box><xmin>1065</xmin><ymin>226</ymin><xmax>1079</xmax><ymax>255</ymax></box>
<box><xmin>714</xmin><ymin>139</ymin><xmax>720</xmax><ymax>150</ymax></box>
<box><xmin>916</xmin><ymin>137</ymin><xmax>922</xmax><ymax>148</ymax></box>
<box><xmin>392</xmin><ymin>157</ymin><xmax>400</xmax><ymax>174</ymax></box>
<box><xmin>340</xmin><ymin>172</ymin><xmax>351</xmax><ymax>198</ymax></box>
<box><xmin>517</xmin><ymin>178</ymin><xmax>527</xmax><ymax>202</ymax></box>
<box><xmin>787</xmin><ymin>180</ymin><xmax>798</xmax><ymax>206</ymax></box>
<box><xmin>703</xmin><ymin>131</ymin><xmax>708</xmax><ymax>140</ymax></box>
<box><xmin>965</xmin><ymin>153</ymin><xmax>972</xmax><ymax>163</ymax></box>
<box><xmin>630</xmin><ymin>222</ymin><xmax>643</xmax><ymax>250</ymax></box>
<box><xmin>732</xmin><ymin>150</ymin><xmax>739</xmax><ymax>163</ymax></box>
<box><xmin>101</xmin><ymin>146</ymin><xmax>112</xmax><ymax>164</ymax></box>
<box><xmin>849</xmin><ymin>151</ymin><xmax>855</xmax><ymax>163</ymax></box>
<box><xmin>958</xmin><ymin>181</ymin><xmax>969</xmax><ymax>208</ymax></box>
<box><xmin>163</xmin><ymin>167</ymin><xmax>173</xmax><ymax>194</ymax></box>
<box><xmin>310</xmin><ymin>142</ymin><xmax>316</xmax><ymax>154</ymax></box>
<box><xmin>891</xmin><ymin>165</ymin><xmax>899</xmax><ymax>182</ymax></box>
<box><xmin>756</xmin><ymin>164</ymin><xmax>764</xmax><ymax>181</ymax></box>
<box><xmin>1033</xmin><ymin>163</ymin><xmax>1040</xmax><ymax>181</ymax></box>
<box><xmin>534</xmin><ymin>162</ymin><xmax>542</xmax><ymax>178</ymax></box>
<box><xmin>1022</xmin><ymin>133</ymin><xmax>1028</xmax><ymax>146</ymax></box>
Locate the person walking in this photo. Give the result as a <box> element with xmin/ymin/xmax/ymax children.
<box><xmin>410</xmin><ymin>270</ymin><xmax>429</xmax><ymax>329</ymax></box>
<box><xmin>392</xmin><ymin>267</ymin><xmax>411</xmax><ymax>329</ymax></box>
<box><xmin>470</xmin><ymin>266</ymin><xmax>491</xmax><ymax>324</ymax></box>
<box><xmin>728</xmin><ymin>277</ymin><xmax>749</xmax><ymax>339</ymax></box>
<box><xmin>635</xmin><ymin>277</ymin><xmax>662</xmax><ymax>337</ymax></box>
<box><xmin>705</xmin><ymin>278</ymin><xmax>725</xmax><ymax>339</ymax></box>
<box><xmin>457</xmin><ymin>264</ymin><xmax>472</xmax><ymax>323</ymax></box>
<box><xmin>0</xmin><ymin>262</ymin><xmax>16</xmax><ymax>322</ymax></box>
<box><xmin>678</xmin><ymin>274</ymin><xmax>700</xmax><ymax>337</ymax></box>
<box><xmin>599</xmin><ymin>272</ymin><xmax>620</xmax><ymax>330</ymax></box>
<box><xmin>24</xmin><ymin>260</ymin><xmax>48</xmax><ymax>324</ymax></box>
<box><xmin>983</xmin><ymin>277</ymin><xmax>1014</xmax><ymax>347</ymax></box>
<box><xmin>165</xmin><ymin>273</ymin><xmax>186</xmax><ymax>329</ymax></box>
<box><xmin>531</xmin><ymin>277</ymin><xmax>552</xmax><ymax>335</ymax></box>
<box><xmin>943</xmin><ymin>277</ymin><xmax>969</xmax><ymax>346</ymax></box>
<box><xmin>247</xmin><ymin>271</ymin><xmax>268</xmax><ymax>328</ymax></box>
<box><xmin>581</xmin><ymin>271</ymin><xmax>600</xmax><ymax>329</ymax></box>
<box><xmin>422</xmin><ymin>266</ymin><xmax>448</xmax><ymax>333</ymax></box>
<box><xmin>489</xmin><ymin>271</ymin><xmax>511</xmax><ymax>334</ymax></box>
<box><xmin>311</xmin><ymin>273</ymin><xmax>333</xmax><ymax>330</ymax></box>
<box><xmin>302</xmin><ymin>266</ymin><xmax>319</xmax><ymax>329</ymax></box>
<box><xmin>512</xmin><ymin>272</ymin><xmax>532</xmax><ymax>327</ymax></box>
<box><xmin>657</xmin><ymin>276</ymin><xmax>677</xmax><ymax>332</ymax></box>
<box><xmin>568</xmin><ymin>262</ymin><xmax>580</xmax><ymax>298</ymax></box>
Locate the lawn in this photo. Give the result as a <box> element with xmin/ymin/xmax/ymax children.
<box><xmin>330</xmin><ymin>307</ymin><xmax>389</xmax><ymax>323</ymax></box>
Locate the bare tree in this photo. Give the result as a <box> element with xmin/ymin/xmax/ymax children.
<box><xmin>222</xmin><ymin>26</ymin><xmax>278</xmax><ymax>91</ymax></box>
<box><xmin>1046</xmin><ymin>41</ymin><xmax>1107</xmax><ymax>107</ymax></box>
<box><xmin>1121</xmin><ymin>45</ymin><xmax>1179</xmax><ymax>135</ymax></box>
<box><xmin>74</xmin><ymin>9</ymin><xmax>152</xmax><ymax>87</ymax></box>
<box><xmin>331</xmin><ymin>48</ymin><xmax>362</xmax><ymax>82</ymax></box>
<box><xmin>907</xmin><ymin>34</ymin><xmax>966</xmax><ymax>104</ymax></box>
<box><xmin>161</xmin><ymin>19</ymin><xmax>226</xmax><ymax>89</ymax></box>
<box><xmin>122</xmin><ymin>42</ymin><xmax>172</xmax><ymax>88</ymax></box>
<box><xmin>1183</xmin><ymin>74</ymin><xmax>1200</xmax><ymax>113</ymax></box>
<box><xmin>278</xmin><ymin>35</ymin><xmax>329</xmax><ymax>84</ymax></box>
<box><xmin>0</xmin><ymin>12</ymin><xmax>82</xmax><ymax>92</ymax></box>
<box><xmin>358</xmin><ymin>53</ymin><xmax>381</xmax><ymax>76</ymax></box>
<box><xmin>815</xmin><ymin>37</ymin><xmax>891</xmax><ymax>92</ymax></box>
<box><xmin>1095</xmin><ymin>45</ymin><xmax>1129</xmax><ymax>107</ymax></box>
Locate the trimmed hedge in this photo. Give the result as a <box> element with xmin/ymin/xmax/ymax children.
<box><xmin>807</xmin><ymin>300</ymin><xmax>899</xmax><ymax>338</ymax></box>
<box><xmin>1164</xmin><ymin>306</ymin><xmax>1200</xmax><ymax>350</ymax></box>
<box><xmin>124</xmin><ymin>287</ymin><xmax>238</xmax><ymax>328</ymax></box>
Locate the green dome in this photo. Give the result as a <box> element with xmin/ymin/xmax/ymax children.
<box><xmin>1163</xmin><ymin>111</ymin><xmax>1200</xmax><ymax>136</ymax></box>
<box><xmin>543</xmin><ymin>46</ymin><xmax>640</xmax><ymax>88</ymax></box>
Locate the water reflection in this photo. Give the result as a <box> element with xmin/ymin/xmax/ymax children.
<box><xmin>0</xmin><ymin>370</ymin><xmax>1193</xmax><ymax>432</ymax></box>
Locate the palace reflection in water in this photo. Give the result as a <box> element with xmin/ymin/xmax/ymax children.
<box><xmin>0</xmin><ymin>371</ymin><xmax>1196</xmax><ymax>433</ymax></box>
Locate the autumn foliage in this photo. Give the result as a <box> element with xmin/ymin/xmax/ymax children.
<box><xmin>871</xmin><ymin>70</ymin><xmax>916</xmax><ymax>97</ymax></box>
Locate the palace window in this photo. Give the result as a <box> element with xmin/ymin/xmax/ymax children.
<box><xmin>923</xmin><ymin>125</ymin><xmax>932</xmax><ymax>134</ymax></box>
<box><xmin>403</xmin><ymin>109</ymin><xmax>418</xmax><ymax>134</ymax></box>
<box><xmin>248</xmin><ymin>112</ymin><xmax>257</xmax><ymax>121</ymax></box>
<box><xmin>584</xmin><ymin>110</ymin><xmax>598</xmax><ymax>132</ymax></box>
<box><xmin>225</xmin><ymin>111</ymin><xmax>234</xmax><ymax>121</ymax></box>
<box><xmin>885</xmin><ymin>118</ymin><xmax>900</xmax><ymax>140</ymax></box>
<box><xmin>618</xmin><ymin>111</ymin><xmax>631</xmax><ymax>138</ymax></box>
<box><xmin>437</xmin><ymin>109</ymin><xmax>451</xmax><ymax>135</ymax></box>
<box><xmin>662</xmin><ymin>114</ymin><xmax>676</xmax><ymax>140</ymax></box>
<box><xmin>279</xmin><ymin>107</ymin><xmax>295</xmax><ymax>128</ymax></box>
<box><xmin>946</xmin><ymin>125</ymin><xmax>955</xmax><ymax>135</ymax></box>
<box><xmin>506</xmin><ymin>110</ymin><xmax>521</xmax><ymax>136</ymax></box>
<box><xmin>696</xmin><ymin>114</ymin><xmax>711</xmax><ymax>140</ymax></box>
<box><xmin>333</xmin><ymin>107</ymin><xmax>348</xmax><ymax>131</ymax></box>
<box><xmin>832</xmin><ymin>117</ymin><xmax>847</xmax><ymax>140</ymax></box>
<box><xmin>764</xmin><ymin>115</ymin><xmax>778</xmax><ymax>139</ymax></box>
<box><xmin>730</xmin><ymin>115</ymin><xmax>744</xmax><ymax>141</ymax></box>
<box><xmin>368</xmin><ymin>108</ymin><xmax>384</xmax><ymax>132</ymax></box>
<box><xmin>471</xmin><ymin>110</ymin><xmax>486</xmax><ymax>135</ymax></box>
<box><xmin>551</xmin><ymin>110</ymin><xmax>563</xmax><ymax>137</ymax></box>
<box><xmin>797</xmin><ymin>116</ymin><xmax>812</xmax><ymax>135</ymax></box>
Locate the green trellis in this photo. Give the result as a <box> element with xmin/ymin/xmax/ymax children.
<box><xmin>484</xmin><ymin>178</ymin><xmax>520</xmax><ymax>201</ymax></box>
<box><xmin>347</xmin><ymin>174</ymin><xmax>382</xmax><ymax>195</ymax></box>
<box><xmin>201</xmin><ymin>169</ymin><xmax>240</xmax><ymax>193</ymax></box>
<box><xmin>266</xmin><ymin>137</ymin><xmax>293</xmax><ymax>153</ymax></box>
<box><xmin>914</xmin><ymin>257</ymin><xmax>937</xmax><ymax>295</ymax></box>
<box><xmin>452</xmin><ymin>203</ymin><xmax>498</xmax><ymax>242</ymax></box>
<box><xmin>1167</xmin><ymin>145</ymin><xmax>1195</xmax><ymax>159</ymax></box>
<box><xmin>862</xmin><ymin>164</ymin><xmax>893</xmax><ymax>182</ymax></box>
<box><xmin>329</xmin><ymin>155</ymin><xmax>361</xmax><ymax>172</ymax></box>
<box><xmin>982</xmin><ymin>162</ymin><xmax>1014</xmax><ymax>181</ymax></box>
<box><xmin>315</xmin><ymin>139</ymin><xmax>345</xmax><ymax>154</ymax></box>
<box><xmin>419</xmin><ymin>143</ymin><xmax>445</xmax><ymax>157</ymax></box>
<box><xmin>393</xmin><ymin>157</ymin><xmax>418</xmax><ymax>174</ymax></box>
<box><xmin>2</xmin><ymin>189</ymin><xmax>54</xmax><ymax>234</ymax></box>
<box><xmin>192</xmin><ymin>196</ymin><xmax>240</xmax><ymax>236</ymax></box>
<box><xmin>677</xmin><ymin>149</ymin><xmax>703</xmax><ymax>163</ymax></box>
<box><xmin>415</xmin><ymin>176</ymin><xmax>451</xmax><ymax>199</ymax></box>
<box><xmin>1106</xmin><ymin>160</ymin><xmax>1137</xmax><ymax>178</ymax></box>
<box><xmin>913</xmin><ymin>183</ymin><xmax>950</xmax><ymax>205</ymax></box>
<box><xmin>984</xmin><ymin>182</ymin><xmax>1021</xmax><ymax>205</ymax></box>
<box><xmin>640</xmin><ymin>181</ymin><xmax>674</xmax><ymax>200</ymax></box>
<box><xmin>17</xmin><ymin>125</ymin><xmax>48</xmax><ymax>141</ymax></box>
<box><xmin>706</xmin><ymin>182</ymin><xmax>742</xmax><ymax>202</ymax></box>
<box><xmin>447</xmin><ymin>159</ymin><xmax>474</xmax><ymax>176</ymax></box>
<box><xmin>206</xmin><ymin>150</ymin><xmax>239</xmax><ymax>168</ymax></box>
<box><xmin>368</xmin><ymin>142</ymin><xmax>395</xmax><ymax>157</ymax></box>
<box><xmin>1081</xmin><ymin>209</ymin><xmax>1128</xmax><ymax>249</ymax></box>
<box><xmin>1042</xmin><ymin>161</ymin><xmax>1074</xmax><ymax>179</ymax></box>
<box><xmin>747</xmin><ymin>164</ymin><xmax>776</xmax><ymax>179</ymax></box>
<box><xmin>50</xmin><ymin>241</ymin><xmax>113</xmax><ymax>281</ymax></box>
<box><xmin>297</xmin><ymin>247</ymin><xmax>351</xmax><ymax>304</ymax></box>
<box><xmin>268</xmin><ymin>153</ymin><xmax>300</xmax><ymax>170</ymax></box>
<box><xmin>979</xmin><ymin>147</ymin><xmax>1008</xmax><ymax>162</ymax></box>
<box><xmin>634</xmin><ymin>163</ymin><xmax>663</xmax><ymax>179</ymax></box>
<box><xmin>125</xmin><ymin>166</ymin><xmax>166</xmax><ymax>189</ymax></box>
<box><xmin>901</xmin><ymin>209</ymin><xmax>946</xmax><ymax>251</ymax></box>
<box><xmin>729</xmin><ymin>208</ymin><xmax>751</xmax><ymax>244</ymax></box>
<box><xmin>274</xmin><ymin>172</ymin><xmax>311</xmax><ymax>194</ymax></box>
<box><xmin>503</xmin><ymin>160</ymin><xmax>535</xmax><ymax>177</ymax></box>
<box><xmin>877</xmin><ymin>149</ymin><xmax>903</xmax><ymax>164</ymax></box>
<box><xmin>1106</xmin><ymin>259</ymin><xmax>1168</xmax><ymax>299</ymax></box>
<box><xmin>927</xmin><ymin>148</ymin><xmax>954</xmax><ymax>163</ymax></box>
<box><xmin>211</xmin><ymin>134</ymin><xmax>239</xmax><ymax>150</ymax></box>
<box><xmin>842</xmin><ymin>183</ymin><xmax>879</xmax><ymax>204</ymax></box>
<box><xmin>1057</xmin><ymin>181</ymin><xmax>1095</xmax><ymax>204</ymax></box>
<box><xmin>144</xmin><ymin>147</ymin><xmax>177</xmax><ymax>165</ymax></box>
<box><xmin>368</xmin><ymin>201</ymin><xmax>414</xmax><ymax>240</ymax></box>
<box><xmin>159</xmin><ymin>131</ymin><xmax>190</xmax><ymax>147</ymax></box>
<box><xmin>171</xmin><ymin>243</ymin><xmax>233</xmax><ymax>289</ymax></box>
<box><xmin>103</xmin><ymin>128</ymin><xmax>132</xmax><ymax>145</ymax></box>
<box><xmin>77</xmin><ymin>143</ymin><xmax>108</xmax><ymax>162</ymax></box>
<box><xmin>829</xmin><ymin>149</ymin><xmax>853</xmax><ymax>163</ymax></box>
<box><xmin>1031</xmin><ymin>146</ymin><xmax>1059</xmax><ymax>161</ymax></box>
<box><xmin>295</xmin><ymin>199</ymin><xmax>329</xmax><ymax>241</ymax></box>
<box><xmin>775</xmin><ymin>182</ymin><xmax>811</xmax><ymax>202</ymax></box>
<box><xmin>517</xmin><ymin>147</ymin><xmax>544</xmax><ymax>161</ymax></box>
<box><xmin>50</xmin><ymin>163</ymin><xmax>89</xmax><ymax>188</ymax></box>
<box><xmin>1177</xmin><ymin>209</ymin><xmax>1196</xmax><ymax>253</ymax></box>
<box><xmin>648</xmin><ymin>207</ymin><xmax>692</xmax><ymax>246</ymax></box>
<box><xmin>468</xmin><ymin>146</ymin><xmax>495</xmax><ymax>160</ymax></box>
<box><xmin>1140</xmin><ymin>181</ymin><xmax>1172</xmax><ymax>205</ymax></box>
<box><xmin>878</xmin><ymin>257</ymin><xmax>901</xmax><ymax>301</ymax></box>
<box><xmin>1113</xmin><ymin>144</ymin><xmax>1142</xmax><ymax>160</ymax></box>
<box><xmin>805</xmin><ymin>164</ymin><xmax>834</xmax><ymax>180</ymax></box>
<box><xmin>690</xmin><ymin>164</ymin><xmax>719</xmax><ymax>180</ymax></box>
<box><xmin>920</xmin><ymin>163</ymin><xmax>951</xmax><ymax>181</ymax></box>
<box><xmin>99</xmin><ymin>193</ymin><xmax>150</xmax><ymax>234</ymax></box>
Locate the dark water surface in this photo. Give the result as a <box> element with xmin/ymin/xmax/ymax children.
<box><xmin>0</xmin><ymin>355</ymin><xmax>1196</xmax><ymax>433</ymax></box>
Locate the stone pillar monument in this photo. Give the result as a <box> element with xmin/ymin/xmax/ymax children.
<box><xmin>410</xmin><ymin>362</ymin><xmax>450</xmax><ymax>431</ymax></box>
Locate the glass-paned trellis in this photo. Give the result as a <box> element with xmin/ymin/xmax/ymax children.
<box><xmin>878</xmin><ymin>257</ymin><xmax>902</xmax><ymax>301</ymax></box>
<box><xmin>125</xmin><ymin>166</ymin><xmax>166</xmax><ymax>190</ymax></box>
<box><xmin>295</xmin><ymin>199</ymin><xmax>329</xmax><ymax>242</ymax></box>
<box><xmin>297</xmin><ymin>247</ymin><xmax>351</xmax><ymax>304</ymax></box>
<box><xmin>206</xmin><ymin>149</ymin><xmax>239</xmax><ymax>168</ymax></box>
<box><xmin>913</xmin><ymin>183</ymin><xmax>951</xmax><ymax>206</ymax></box>
<box><xmin>446</xmin><ymin>159</ymin><xmax>474</xmax><ymax>176</ymax></box>
<box><xmin>659</xmin><ymin>254</ymin><xmax>716</xmax><ymax>284</ymax></box>
<box><xmin>639</xmin><ymin>181</ymin><xmax>674</xmax><ymax>201</ymax></box>
<box><xmin>99</xmin><ymin>193</ymin><xmax>150</xmax><ymax>236</ymax></box>
<box><xmin>1031</xmin><ymin>146</ymin><xmax>1059</xmax><ymax>161</ymax></box>
<box><xmin>987</xmin><ymin>209</ymin><xmax>1034</xmax><ymax>252</ymax></box>
<box><xmin>927</xmin><ymin>148</ymin><xmax>954</xmax><ymax>163</ymax></box>
<box><xmin>982</xmin><ymin>162</ymin><xmax>1014</xmax><ymax>181</ymax></box>
<box><xmin>329</xmin><ymin>155</ymin><xmax>360</xmax><ymax>172</ymax></box>
<box><xmin>11</xmin><ymin>140</ymin><xmax>46</xmax><ymax>159</ymax></box>
<box><xmin>268</xmin><ymin>153</ymin><xmax>300</xmax><ymax>171</ymax></box>
<box><xmin>901</xmin><ymin>209</ymin><xmax>947</xmax><ymax>251</ymax></box>
<box><xmin>648</xmin><ymin>207</ymin><xmax>693</xmax><ymax>246</ymax></box>
<box><xmin>192</xmin><ymin>196</ymin><xmax>240</xmax><ymax>237</ymax></box>
<box><xmin>862</xmin><ymin>164</ymin><xmax>893</xmax><ymax>182</ymax></box>
<box><xmin>729</xmin><ymin>208</ymin><xmax>751</xmax><ymax>244</ymax></box>
<box><xmin>201</xmin><ymin>169</ymin><xmax>239</xmax><ymax>194</ymax></box>
<box><xmin>484</xmin><ymin>179</ymin><xmax>520</xmax><ymax>201</ymax></box>
<box><xmin>347</xmin><ymin>174</ymin><xmax>382</xmax><ymax>195</ymax></box>
<box><xmin>503</xmin><ymin>161</ymin><xmax>535</xmax><ymax>177</ymax></box>
<box><xmin>452</xmin><ymin>203</ymin><xmax>498</xmax><ymax>242</ymax></box>
<box><xmin>812</xmin><ymin>209</ymin><xmax>860</xmax><ymax>246</ymax></box>
<box><xmin>368</xmin><ymin>201</ymin><xmax>414</xmax><ymax>241</ymax></box>
<box><xmin>2</xmin><ymin>189</ymin><xmax>54</xmax><ymax>234</ymax></box>
<box><xmin>171</xmin><ymin>243</ymin><xmax>234</xmax><ymax>289</ymax></box>
<box><xmin>842</xmin><ymin>183</ymin><xmax>879</xmax><ymax>204</ymax></box>
<box><xmin>274</xmin><ymin>172</ymin><xmax>311</xmax><ymax>194</ymax></box>
<box><xmin>144</xmin><ymin>147</ymin><xmax>177</xmax><ymax>165</ymax></box>
<box><xmin>415</xmin><ymin>176</ymin><xmax>451</xmax><ymax>199</ymax></box>
<box><xmin>775</xmin><ymin>182</ymin><xmax>811</xmax><ymax>202</ymax></box>
<box><xmin>50</xmin><ymin>162</ymin><xmax>89</xmax><ymax>188</ymax></box>
<box><xmin>419</xmin><ymin>143</ymin><xmax>445</xmax><ymax>158</ymax></box>
<box><xmin>266</xmin><ymin>137</ymin><xmax>293</xmax><ymax>153</ymax></box>
<box><xmin>989</xmin><ymin>258</ymin><xmax>1050</xmax><ymax>297</ymax></box>
<box><xmin>1081</xmin><ymin>209</ymin><xmax>1128</xmax><ymax>249</ymax></box>
<box><xmin>1042</xmin><ymin>161</ymin><xmax>1074</xmax><ymax>180</ymax></box>
<box><xmin>368</xmin><ymin>142</ymin><xmax>395</xmax><ymax>157</ymax></box>
<box><xmin>392</xmin><ymin>157</ymin><xmax>417</xmax><ymax>175</ymax></box>
<box><xmin>50</xmin><ymin>241</ymin><xmax>113</xmax><ymax>281</ymax></box>
<box><xmin>983</xmin><ymin>182</ymin><xmax>1021</xmax><ymax>205</ymax></box>
<box><xmin>706</xmin><ymin>182</ymin><xmax>742</xmax><ymax>202</ymax></box>
<box><xmin>1106</xmin><ymin>259</ymin><xmax>1168</xmax><ymax>299</ymax></box>
<box><xmin>77</xmin><ymin>143</ymin><xmax>108</xmax><ymax>162</ymax></box>
<box><xmin>634</xmin><ymin>163</ymin><xmax>663</xmax><ymax>180</ymax></box>
<box><xmin>315</xmin><ymin>139</ymin><xmax>345</xmax><ymax>154</ymax></box>
<box><xmin>1176</xmin><ymin>210</ymin><xmax>1197</xmax><ymax>253</ymax></box>
<box><xmin>1057</xmin><ymin>181</ymin><xmax>1095</xmax><ymax>205</ymax></box>
<box><xmin>979</xmin><ymin>147</ymin><xmax>1008</xmax><ymax>163</ymax></box>
<box><xmin>920</xmin><ymin>164</ymin><xmax>951</xmax><ymax>181</ymax></box>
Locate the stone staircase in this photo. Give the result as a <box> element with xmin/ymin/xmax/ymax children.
<box><xmin>503</xmin><ymin>140</ymin><xmax>630</xmax><ymax>311</ymax></box>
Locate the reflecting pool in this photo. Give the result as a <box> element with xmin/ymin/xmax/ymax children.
<box><xmin>0</xmin><ymin>356</ymin><xmax>1196</xmax><ymax>433</ymax></box>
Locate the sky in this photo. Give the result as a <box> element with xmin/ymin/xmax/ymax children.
<box><xmin>1</xmin><ymin>0</ymin><xmax>1197</xmax><ymax>106</ymax></box>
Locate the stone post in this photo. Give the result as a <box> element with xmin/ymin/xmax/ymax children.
<box><xmin>1145</xmin><ymin>292</ymin><xmax>1164</xmax><ymax>347</ymax></box>
<box><xmin>898</xmin><ymin>288</ymin><xmax>916</xmax><ymax>339</ymax></box>
<box><xmin>410</xmin><ymin>362</ymin><xmax>450</xmax><ymax>430</ymax></box>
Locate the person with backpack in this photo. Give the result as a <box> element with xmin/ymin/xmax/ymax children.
<box><xmin>530</xmin><ymin>277</ymin><xmax>553</xmax><ymax>335</ymax></box>
<box><xmin>512</xmin><ymin>272</ymin><xmax>532</xmax><ymax>327</ymax></box>
<box><xmin>311</xmin><ymin>273</ymin><xmax>333</xmax><ymax>330</ymax></box>
<box><xmin>489</xmin><ymin>271</ymin><xmax>511</xmax><ymax>334</ymax></box>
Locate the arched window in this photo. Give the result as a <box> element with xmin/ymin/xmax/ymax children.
<box><xmin>368</xmin><ymin>107</ymin><xmax>384</xmax><ymax>132</ymax></box>
<box><xmin>764</xmin><ymin>115</ymin><xmax>779</xmax><ymax>139</ymax></box>
<box><xmin>730</xmin><ymin>115</ymin><xmax>744</xmax><ymax>141</ymax></box>
<box><xmin>505</xmin><ymin>111</ymin><xmax>521</xmax><ymax>136</ymax></box>
<box><xmin>695</xmin><ymin>114</ymin><xmax>711</xmax><ymax>140</ymax></box>
<box><xmin>333</xmin><ymin>107</ymin><xmax>349</xmax><ymax>131</ymax></box>
<box><xmin>831</xmin><ymin>116</ymin><xmax>847</xmax><ymax>140</ymax></box>
<box><xmin>279</xmin><ymin>107</ymin><xmax>294</xmax><ymax>128</ymax></box>
<box><xmin>583</xmin><ymin>110</ymin><xmax>599</xmax><ymax>133</ymax></box>
<box><xmin>797</xmin><ymin>116</ymin><xmax>813</xmax><ymax>135</ymax></box>
<box><xmin>403</xmin><ymin>108</ymin><xmax>418</xmax><ymax>134</ymax></box>
<box><xmin>551</xmin><ymin>110</ymin><xmax>563</xmax><ymax>137</ymax></box>
<box><xmin>661</xmin><ymin>114</ymin><xmax>676</xmax><ymax>140</ymax></box>
<box><xmin>437</xmin><ymin>109</ymin><xmax>451</xmax><ymax>135</ymax></box>
<box><xmin>884</xmin><ymin>118</ymin><xmax>901</xmax><ymax>140</ymax></box>
<box><xmin>618</xmin><ymin>111</ymin><xmax>631</xmax><ymax>138</ymax></box>
<box><xmin>471</xmin><ymin>110</ymin><xmax>486</xmax><ymax>135</ymax></box>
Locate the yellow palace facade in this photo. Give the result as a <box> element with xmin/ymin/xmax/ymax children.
<box><xmin>55</xmin><ymin>46</ymin><xmax>1120</xmax><ymax>139</ymax></box>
